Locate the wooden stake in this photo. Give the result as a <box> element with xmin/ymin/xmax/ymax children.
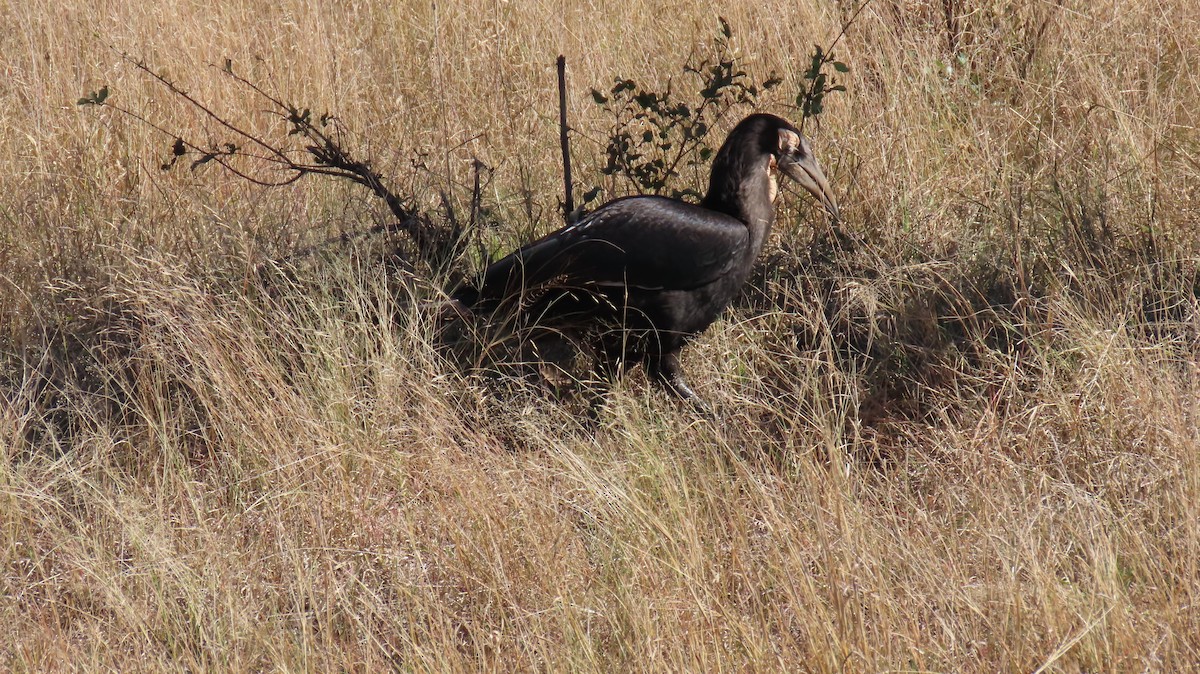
<box><xmin>557</xmin><ymin>55</ymin><xmax>574</xmax><ymax>222</ymax></box>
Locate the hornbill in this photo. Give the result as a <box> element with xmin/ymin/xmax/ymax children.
<box><xmin>452</xmin><ymin>113</ymin><xmax>839</xmax><ymax>407</ymax></box>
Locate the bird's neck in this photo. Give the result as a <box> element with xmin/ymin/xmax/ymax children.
<box><xmin>701</xmin><ymin>158</ymin><xmax>776</xmax><ymax>257</ymax></box>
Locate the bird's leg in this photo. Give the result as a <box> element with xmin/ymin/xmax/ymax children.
<box><xmin>647</xmin><ymin>351</ymin><xmax>710</xmax><ymax>413</ymax></box>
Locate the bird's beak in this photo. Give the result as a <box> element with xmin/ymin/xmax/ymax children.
<box><xmin>779</xmin><ymin>154</ymin><xmax>840</xmax><ymax>221</ymax></box>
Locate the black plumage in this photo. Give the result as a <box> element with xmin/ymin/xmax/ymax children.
<box><xmin>453</xmin><ymin>113</ymin><xmax>839</xmax><ymax>406</ymax></box>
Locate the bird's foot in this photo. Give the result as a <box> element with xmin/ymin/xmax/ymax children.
<box><xmin>649</xmin><ymin>355</ymin><xmax>715</xmax><ymax>419</ymax></box>
<box><xmin>662</xmin><ymin>378</ymin><xmax>715</xmax><ymax>419</ymax></box>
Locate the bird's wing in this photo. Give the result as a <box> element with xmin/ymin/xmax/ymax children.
<box><xmin>474</xmin><ymin>196</ymin><xmax>748</xmax><ymax>302</ymax></box>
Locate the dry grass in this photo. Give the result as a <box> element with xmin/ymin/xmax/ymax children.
<box><xmin>3</xmin><ymin>0</ymin><xmax>1200</xmax><ymax>670</ymax></box>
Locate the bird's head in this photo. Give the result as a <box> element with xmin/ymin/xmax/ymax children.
<box><xmin>767</xmin><ymin>119</ymin><xmax>839</xmax><ymax>221</ymax></box>
<box><xmin>703</xmin><ymin>113</ymin><xmax>840</xmax><ymax>226</ymax></box>
<box><xmin>705</xmin><ymin>114</ymin><xmax>839</xmax><ymax>223</ymax></box>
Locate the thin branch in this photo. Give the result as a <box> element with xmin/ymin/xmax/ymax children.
<box><xmin>115</xmin><ymin>49</ymin><xmax>292</xmax><ymax>165</ymax></box>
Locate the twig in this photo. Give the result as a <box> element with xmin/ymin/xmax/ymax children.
<box><xmin>798</xmin><ymin>0</ymin><xmax>876</xmax><ymax>133</ymax></box>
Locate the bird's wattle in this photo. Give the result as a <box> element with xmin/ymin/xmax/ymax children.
<box><xmin>768</xmin><ymin>156</ymin><xmax>780</xmax><ymax>204</ymax></box>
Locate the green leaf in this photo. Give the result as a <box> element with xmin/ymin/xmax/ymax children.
<box><xmin>833</xmin><ymin>61</ymin><xmax>849</xmax><ymax>73</ymax></box>
<box><xmin>191</xmin><ymin>152</ymin><xmax>217</xmax><ymax>170</ymax></box>
<box><xmin>77</xmin><ymin>86</ymin><xmax>111</xmax><ymax>106</ymax></box>
<box><xmin>634</xmin><ymin>92</ymin><xmax>659</xmax><ymax>109</ymax></box>
<box><xmin>591</xmin><ymin>88</ymin><xmax>608</xmax><ymax>104</ymax></box>
<box><xmin>807</xmin><ymin>47</ymin><xmax>824</xmax><ymax>79</ymax></box>
<box><xmin>718</xmin><ymin>16</ymin><xmax>732</xmax><ymax>39</ymax></box>
<box><xmin>612</xmin><ymin>79</ymin><xmax>635</xmax><ymax>94</ymax></box>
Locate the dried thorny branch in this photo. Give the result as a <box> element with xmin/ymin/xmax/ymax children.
<box><xmin>81</xmin><ymin>50</ymin><xmax>472</xmax><ymax>276</ymax></box>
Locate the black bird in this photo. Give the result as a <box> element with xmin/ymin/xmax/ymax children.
<box><xmin>453</xmin><ymin>113</ymin><xmax>839</xmax><ymax>406</ymax></box>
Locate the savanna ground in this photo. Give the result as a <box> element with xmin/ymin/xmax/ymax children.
<box><xmin>3</xmin><ymin>0</ymin><xmax>1200</xmax><ymax>670</ymax></box>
